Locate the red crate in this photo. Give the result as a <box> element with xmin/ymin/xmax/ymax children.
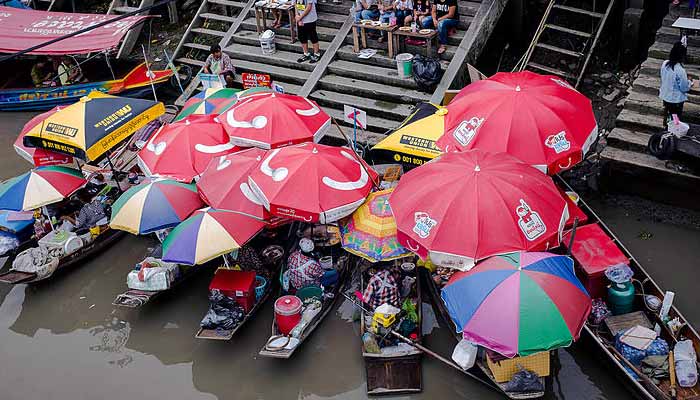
<box><xmin>209</xmin><ymin>270</ymin><xmax>257</xmax><ymax>312</ymax></box>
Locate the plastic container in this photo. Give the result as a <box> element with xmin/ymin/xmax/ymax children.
<box><xmin>608</xmin><ymin>281</ymin><xmax>635</xmax><ymax>315</ymax></box>
<box><xmin>275</xmin><ymin>295</ymin><xmax>302</xmax><ymax>335</ymax></box>
<box><xmin>296</xmin><ymin>285</ymin><xmax>323</xmax><ymax>302</ymax></box>
<box><xmin>319</xmin><ymin>256</ymin><xmax>333</xmax><ymax>270</ymax></box>
<box><xmin>396</xmin><ymin>53</ymin><xmax>413</xmax><ymax>79</ymax></box>
<box><xmin>452</xmin><ymin>339</ymin><xmax>478</xmax><ymax>370</ymax></box>
<box><xmin>255</xmin><ymin>275</ymin><xmax>267</xmax><ymax>300</ymax></box>
<box><xmin>260</xmin><ymin>30</ymin><xmax>276</xmax><ymax>55</ymax></box>
<box><xmin>675</xmin><ymin>339</ymin><xmax>698</xmax><ymax>387</ymax></box>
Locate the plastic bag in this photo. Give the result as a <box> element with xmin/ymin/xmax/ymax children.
<box><xmin>412</xmin><ymin>55</ymin><xmax>443</xmax><ymax>93</ymax></box>
<box><xmin>504</xmin><ymin>367</ymin><xmax>544</xmax><ymax>393</ymax></box>
<box><xmin>200</xmin><ymin>291</ymin><xmax>246</xmax><ymax>330</ymax></box>
<box><xmin>451</xmin><ymin>338</ymin><xmax>478</xmax><ymax>370</ymax></box>
<box><xmin>674</xmin><ymin>340</ymin><xmax>698</xmax><ymax>387</ymax></box>
<box><xmin>589</xmin><ymin>298</ymin><xmax>611</xmax><ymax>325</ymax></box>
<box><xmin>605</xmin><ymin>263</ymin><xmax>633</xmax><ymax>283</ymax></box>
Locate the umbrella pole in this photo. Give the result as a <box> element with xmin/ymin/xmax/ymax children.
<box><xmin>331</xmin><ymin>118</ymin><xmax>381</xmax><ymax>190</ymax></box>
<box><xmin>566</xmin><ymin>217</ymin><xmax>579</xmax><ymax>256</ymax></box>
<box><xmin>106</xmin><ymin>153</ymin><xmax>123</xmax><ymax>194</ymax></box>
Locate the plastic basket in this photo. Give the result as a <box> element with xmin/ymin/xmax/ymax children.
<box><xmin>255</xmin><ymin>275</ymin><xmax>267</xmax><ymax>300</ymax></box>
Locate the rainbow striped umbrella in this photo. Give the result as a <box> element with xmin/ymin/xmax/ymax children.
<box><xmin>441</xmin><ymin>252</ymin><xmax>591</xmax><ymax>358</ymax></box>
<box><xmin>161</xmin><ymin>208</ymin><xmax>266</xmax><ymax>265</ymax></box>
<box><xmin>340</xmin><ymin>189</ymin><xmax>411</xmax><ymax>262</ymax></box>
<box><xmin>110</xmin><ymin>180</ymin><xmax>204</xmax><ymax>235</ymax></box>
<box><xmin>173</xmin><ymin>88</ymin><xmax>239</xmax><ymax>121</ymax></box>
<box><xmin>0</xmin><ymin>166</ymin><xmax>86</xmax><ymax>211</ymax></box>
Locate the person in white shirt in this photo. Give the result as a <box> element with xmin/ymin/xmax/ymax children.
<box><xmin>296</xmin><ymin>0</ymin><xmax>321</xmax><ymax>63</ymax></box>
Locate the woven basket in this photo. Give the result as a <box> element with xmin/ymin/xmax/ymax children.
<box><xmin>486</xmin><ymin>351</ymin><xmax>551</xmax><ymax>383</ymax></box>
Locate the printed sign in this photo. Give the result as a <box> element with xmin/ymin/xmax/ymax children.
<box><xmin>413</xmin><ymin>212</ymin><xmax>437</xmax><ymax>239</ymax></box>
<box><xmin>516</xmin><ymin>199</ymin><xmax>546</xmax><ymax>241</ymax></box>
<box><xmin>545</xmin><ymin>131</ymin><xmax>571</xmax><ymax>154</ymax></box>
<box><xmin>453</xmin><ymin>117</ymin><xmax>484</xmax><ymax>146</ymax></box>
<box><xmin>199</xmin><ymin>73</ymin><xmax>224</xmax><ymax>89</ymax></box>
<box><xmin>343</xmin><ymin>105</ymin><xmax>367</xmax><ymax>130</ymax></box>
<box><xmin>45</xmin><ymin>122</ymin><xmax>78</xmax><ymax>137</ymax></box>
<box><xmin>241</xmin><ymin>73</ymin><xmax>272</xmax><ymax>89</ymax></box>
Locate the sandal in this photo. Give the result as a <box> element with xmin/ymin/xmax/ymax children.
<box><xmin>437</xmin><ymin>45</ymin><xmax>446</xmax><ymax>54</ymax></box>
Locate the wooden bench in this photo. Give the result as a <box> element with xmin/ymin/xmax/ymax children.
<box><xmin>392</xmin><ymin>28</ymin><xmax>437</xmax><ymax>57</ymax></box>
<box><xmin>254</xmin><ymin>3</ymin><xmax>297</xmax><ymax>43</ymax></box>
<box><xmin>352</xmin><ymin>22</ymin><xmax>398</xmax><ymax>58</ymax></box>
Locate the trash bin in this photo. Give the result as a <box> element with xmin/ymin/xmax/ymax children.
<box><xmin>260</xmin><ymin>29</ymin><xmax>276</xmax><ymax>54</ymax></box>
<box><xmin>396</xmin><ymin>53</ymin><xmax>414</xmax><ymax>79</ymax></box>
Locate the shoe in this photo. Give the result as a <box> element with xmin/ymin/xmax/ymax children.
<box><xmin>310</xmin><ymin>53</ymin><xmax>321</xmax><ymax>63</ymax></box>
<box><xmin>297</xmin><ymin>53</ymin><xmax>311</xmax><ymax>63</ymax></box>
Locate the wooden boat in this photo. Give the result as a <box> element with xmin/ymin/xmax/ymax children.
<box><xmin>556</xmin><ymin>176</ymin><xmax>700</xmax><ymax>400</ymax></box>
<box><xmin>0</xmin><ymin>228</ymin><xmax>124</xmax><ymax>284</ymax></box>
<box><xmin>258</xmin><ymin>254</ymin><xmax>351</xmax><ymax>359</ymax></box>
<box><xmin>422</xmin><ymin>267</ymin><xmax>546</xmax><ymax>399</ymax></box>
<box><xmin>0</xmin><ymin>61</ymin><xmax>173</xmax><ymax>111</ymax></box>
<box><xmin>360</xmin><ymin>260</ymin><xmax>423</xmax><ymax>395</ymax></box>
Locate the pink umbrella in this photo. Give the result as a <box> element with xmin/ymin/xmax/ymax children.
<box><xmin>14</xmin><ymin>106</ymin><xmax>73</xmax><ymax>166</ymax></box>
<box><xmin>247</xmin><ymin>143</ymin><xmax>378</xmax><ymax>223</ymax></box>
<box><xmin>219</xmin><ymin>92</ymin><xmax>330</xmax><ymax>149</ymax></box>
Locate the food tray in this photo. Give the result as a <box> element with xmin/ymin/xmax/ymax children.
<box><xmin>418</xmin><ymin>28</ymin><xmax>433</xmax><ymax>34</ymax></box>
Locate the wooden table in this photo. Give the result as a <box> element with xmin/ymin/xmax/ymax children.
<box><xmin>254</xmin><ymin>3</ymin><xmax>297</xmax><ymax>43</ymax></box>
<box><xmin>352</xmin><ymin>22</ymin><xmax>398</xmax><ymax>59</ymax></box>
<box><xmin>392</xmin><ymin>28</ymin><xmax>438</xmax><ymax>57</ymax></box>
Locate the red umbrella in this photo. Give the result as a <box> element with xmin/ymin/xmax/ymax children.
<box><xmin>137</xmin><ymin>115</ymin><xmax>240</xmax><ymax>182</ymax></box>
<box><xmin>197</xmin><ymin>148</ymin><xmax>271</xmax><ymax>220</ymax></box>
<box><xmin>247</xmin><ymin>143</ymin><xmax>378</xmax><ymax>223</ymax></box>
<box><xmin>436</xmin><ymin>71</ymin><xmax>598</xmax><ymax>174</ymax></box>
<box><xmin>14</xmin><ymin>106</ymin><xmax>73</xmax><ymax>166</ymax></box>
<box><xmin>390</xmin><ymin>150</ymin><xmax>569</xmax><ymax>271</ymax></box>
<box><xmin>219</xmin><ymin>92</ymin><xmax>330</xmax><ymax>149</ymax></box>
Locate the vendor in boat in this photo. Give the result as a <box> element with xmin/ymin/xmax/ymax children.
<box><xmin>202</xmin><ymin>44</ymin><xmax>236</xmax><ymax>88</ymax></box>
<box><xmin>287</xmin><ymin>237</ymin><xmax>324</xmax><ymax>290</ymax></box>
<box><xmin>60</xmin><ymin>190</ymin><xmax>106</xmax><ymax>234</ymax></box>
<box><xmin>30</xmin><ymin>57</ymin><xmax>56</xmax><ymax>88</ymax></box>
<box><xmin>55</xmin><ymin>56</ymin><xmax>87</xmax><ymax>86</ymax></box>
<box><xmin>363</xmin><ymin>265</ymin><xmax>400</xmax><ymax>310</ymax></box>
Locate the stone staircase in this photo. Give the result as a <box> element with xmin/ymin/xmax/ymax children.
<box><xmin>601</xmin><ymin>6</ymin><xmax>700</xmax><ymax>207</ymax></box>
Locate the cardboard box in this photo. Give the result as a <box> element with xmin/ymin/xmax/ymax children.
<box><xmin>486</xmin><ymin>351</ymin><xmax>551</xmax><ymax>383</ymax></box>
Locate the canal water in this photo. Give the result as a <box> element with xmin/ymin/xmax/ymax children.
<box><xmin>0</xmin><ymin>112</ymin><xmax>696</xmax><ymax>400</ymax></box>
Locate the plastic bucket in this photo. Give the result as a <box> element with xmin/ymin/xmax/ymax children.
<box><xmin>296</xmin><ymin>285</ymin><xmax>323</xmax><ymax>302</ymax></box>
<box><xmin>260</xmin><ymin>30</ymin><xmax>276</xmax><ymax>54</ymax></box>
<box><xmin>396</xmin><ymin>53</ymin><xmax>413</xmax><ymax>79</ymax></box>
<box><xmin>275</xmin><ymin>295</ymin><xmax>302</xmax><ymax>335</ymax></box>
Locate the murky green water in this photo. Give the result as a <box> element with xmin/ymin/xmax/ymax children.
<box><xmin>0</xmin><ymin>111</ymin><xmax>695</xmax><ymax>400</ymax></box>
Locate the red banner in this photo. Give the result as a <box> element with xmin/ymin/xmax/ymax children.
<box><xmin>241</xmin><ymin>73</ymin><xmax>272</xmax><ymax>89</ymax></box>
<box><xmin>0</xmin><ymin>6</ymin><xmax>149</xmax><ymax>55</ymax></box>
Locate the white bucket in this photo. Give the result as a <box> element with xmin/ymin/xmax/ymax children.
<box><xmin>396</xmin><ymin>53</ymin><xmax>413</xmax><ymax>79</ymax></box>
<box><xmin>260</xmin><ymin>30</ymin><xmax>276</xmax><ymax>54</ymax></box>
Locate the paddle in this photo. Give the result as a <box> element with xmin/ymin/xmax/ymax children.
<box><xmin>340</xmin><ymin>291</ymin><xmax>500</xmax><ymax>393</ymax></box>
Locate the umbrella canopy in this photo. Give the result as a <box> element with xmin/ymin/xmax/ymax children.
<box><xmin>196</xmin><ymin>148</ymin><xmax>271</xmax><ymax>220</ymax></box>
<box><xmin>0</xmin><ymin>166</ymin><xmax>86</xmax><ymax>211</ymax></box>
<box><xmin>390</xmin><ymin>150</ymin><xmax>568</xmax><ymax>271</ymax></box>
<box><xmin>110</xmin><ymin>180</ymin><xmax>204</xmax><ymax>235</ymax></box>
<box><xmin>23</xmin><ymin>92</ymin><xmax>165</xmax><ymax>161</ymax></box>
<box><xmin>161</xmin><ymin>208</ymin><xmax>266</xmax><ymax>265</ymax></box>
<box><xmin>441</xmin><ymin>252</ymin><xmax>591</xmax><ymax>357</ymax></box>
<box><xmin>173</xmin><ymin>88</ymin><xmax>240</xmax><ymax>122</ymax></box>
<box><xmin>436</xmin><ymin>71</ymin><xmax>598</xmax><ymax>174</ymax></box>
<box><xmin>370</xmin><ymin>102</ymin><xmax>444</xmax><ymax>167</ymax></box>
<box><xmin>137</xmin><ymin>115</ymin><xmax>240</xmax><ymax>182</ymax></box>
<box><xmin>248</xmin><ymin>143</ymin><xmax>378</xmax><ymax>223</ymax></box>
<box><xmin>220</xmin><ymin>92</ymin><xmax>330</xmax><ymax>149</ymax></box>
<box><xmin>340</xmin><ymin>188</ymin><xmax>411</xmax><ymax>262</ymax></box>
<box><xmin>14</xmin><ymin>106</ymin><xmax>74</xmax><ymax>166</ymax></box>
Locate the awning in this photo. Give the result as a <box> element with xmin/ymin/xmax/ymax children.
<box><xmin>0</xmin><ymin>6</ymin><xmax>149</xmax><ymax>55</ymax></box>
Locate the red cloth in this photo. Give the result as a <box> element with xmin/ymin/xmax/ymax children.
<box><xmin>0</xmin><ymin>7</ymin><xmax>149</xmax><ymax>55</ymax></box>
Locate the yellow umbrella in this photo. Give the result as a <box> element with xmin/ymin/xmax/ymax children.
<box><xmin>23</xmin><ymin>92</ymin><xmax>164</xmax><ymax>161</ymax></box>
<box><xmin>339</xmin><ymin>188</ymin><xmax>411</xmax><ymax>263</ymax></box>
<box><xmin>370</xmin><ymin>102</ymin><xmax>445</xmax><ymax>167</ymax></box>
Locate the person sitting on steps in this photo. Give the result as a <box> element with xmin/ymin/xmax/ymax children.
<box><xmin>403</xmin><ymin>0</ymin><xmax>429</xmax><ymax>27</ymax></box>
<box><xmin>378</xmin><ymin>0</ymin><xmax>395</xmax><ymax>43</ymax></box>
<box><xmin>421</xmin><ymin>0</ymin><xmax>457</xmax><ymax>54</ymax></box>
<box><xmin>394</xmin><ymin>0</ymin><xmax>413</xmax><ymax>26</ymax></box>
<box><xmin>354</xmin><ymin>0</ymin><xmax>380</xmax><ymax>22</ymax></box>
<box><xmin>203</xmin><ymin>44</ymin><xmax>236</xmax><ymax>88</ymax></box>
<box><xmin>296</xmin><ymin>0</ymin><xmax>321</xmax><ymax>63</ymax></box>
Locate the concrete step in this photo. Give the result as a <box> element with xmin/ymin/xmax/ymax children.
<box><xmin>624</xmin><ymin>90</ymin><xmax>700</xmax><ymax>124</ymax></box>
<box><xmin>655</xmin><ymin>25</ymin><xmax>700</xmax><ymax>46</ymax></box>
<box><xmin>228</xmin><ymin>58</ymin><xmax>311</xmax><ymax>87</ymax></box>
<box><xmin>317</xmin><ymin>12</ymin><xmax>349</xmax><ymax>29</ymax></box>
<box><xmin>649</xmin><ymin>41</ymin><xmax>700</xmax><ymax>65</ymax></box>
<box><xmin>632</xmin><ymin>72</ymin><xmax>700</xmax><ymax>101</ymax></box>
<box><xmin>229</xmin><ymin>29</ymin><xmax>331</xmax><ymax>53</ymax></box>
<box><xmin>310</xmin><ymin>89</ymin><xmax>414</xmax><ymax>121</ymax></box>
<box><xmin>327</xmin><ymin>59</ymin><xmax>423</xmax><ymax>89</ymax></box>
<box><xmin>615</xmin><ymin>108</ymin><xmax>664</xmax><ymax>134</ymax></box>
<box><xmin>639</xmin><ymin>57</ymin><xmax>700</xmax><ymax>78</ymax></box>
<box><xmin>607</xmin><ymin>127</ymin><xmax>651</xmax><ymax>153</ymax></box>
<box><xmin>238</xmin><ymin>17</ymin><xmax>339</xmax><ymax>42</ymax></box>
<box><xmin>176</xmin><ymin>57</ymin><xmax>206</xmax><ymax>67</ymax></box>
<box><xmin>342</xmin><ymin>34</ymin><xmax>457</xmax><ymax>61</ymax></box>
<box><xmin>318</xmin><ymin>74</ymin><xmax>431</xmax><ymax>104</ymax></box>
<box><xmin>200</xmin><ymin>12</ymin><xmax>237</xmax><ymax>23</ymax></box>
<box><xmin>191</xmin><ymin>27</ymin><xmax>228</xmax><ymax>38</ymax></box>
<box><xmin>225</xmin><ymin>43</ymin><xmax>317</xmax><ymax>72</ymax></box>
<box><xmin>208</xmin><ymin>0</ymin><xmax>247</xmax><ymax>7</ymax></box>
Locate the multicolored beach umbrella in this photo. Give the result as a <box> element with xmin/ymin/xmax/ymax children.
<box><xmin>110</xmin><ymin>180</ymin><xmax>204</xmax><ymax>235</ymax></box>
<box><xmin>340</xmin><ymin>189</ymin><xmax>411</xmax><ymax>262</ymax></box>
<box><xmin>0</xmin><ymin>166</ymin><xmax>86</xmax><ymax>211</ymax></box>
<box><xmin>161</xmin><ymin>208</ymin><xmax>266</xmax><ymax>265</ymax></box>
<box><xmin>173</xmin><ymin>88</ymin><xmax>240</xmax><ymax>122</ymax></box>
<box><xmin>441</xmin><ymin>252</ymin><xmax>591</xmax><ymax>358</ymax></box>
